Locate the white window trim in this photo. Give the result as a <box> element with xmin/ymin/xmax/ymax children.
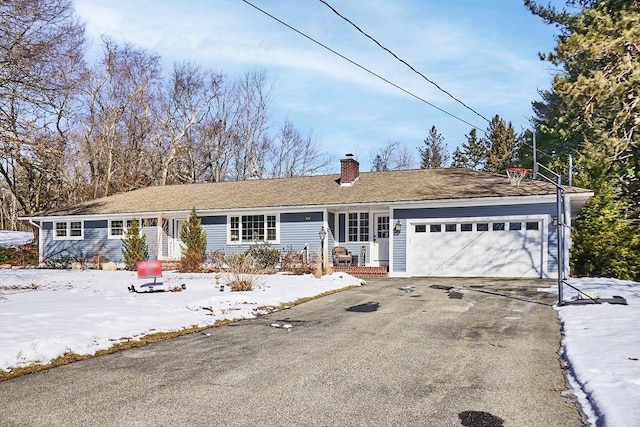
<box><xmin>108</xmin><ymin>218</ymin><xmax>141</xmax><ymax>240</ymax></box>
<box><xmin>227</xmin><ymin>213</ymin><xmax>280</xmax><ymax>244</ymax></box>
<box><xmin>53</xmin><ymin>220</ymin><xmax>84</xmax><ymax>241</ymax></box>
<box><xmin>347</xmin><ymin>211</ymin><xmax>370</xmax><ymax>242</ymax></box>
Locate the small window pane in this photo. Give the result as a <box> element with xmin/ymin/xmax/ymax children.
<box><xmin>55</xmin><ymin>222</ymin><xmax>67</xmax><ymax>237</ymax></box>
<box><xmin>445</xmin><ymin>224</ymin><xmax>457</xmax><ymax>232</ymax></box>
<box><xmin>111</xmin><ymin>220</ymin><xmax>124</xmax><ymax>236</ymax></box>
<box><xmin>509</xmin><ymin>222</ymin><xmax>522</xmax><ymax>231</ymax></box>
<box><xmin>461</xmin><ymin>224</ymin><xmax>473</xmax><ymax>232</ymax></box>
<box><xmin>476</xmin><ymin>223</ymin><xmax>489</xmax><ymax>231</ymax></box>
<box><xmin>70</xmin><ymin>221</ymin><xmax>82</xmax><ymax>237</ymax></box>
<box><xmin>415</xmin><ymin>224</ymin><xmax>426</xmax><ymax>233</ymax></box>
<box><xmin>492</xmin><ymin>222</ymin><xmax>505</xmax><ymax>231</ymax></box>
<box><xmin>526</xmin><ymin>222</ymin><xmax>539</xmax><ymax>230</ymax></box>
<box><xmin>430</xmin><ymin>224</ymin><xmax>441</xmax><ymax>233</ymax></box>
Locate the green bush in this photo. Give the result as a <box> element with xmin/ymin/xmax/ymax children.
<box><xmin>571</xmin><ymin>186</ymin><xmax>640</xmax><ymax>280</ymax></box>
<box><xmin>0</xmin><ymin>245</ymin><xmax>38</xmax><ymax>266</ymax></box>
<box><xmin>179</xmin><ymin>207</ymin><xmax>207</xmax><ymax>272</ymax></box>
<box><xmin>245</xmin><ymin>243</ymin><xmax>280</xmax><ymax>270</ymax></box>
<box><xmin>44</xmin><ymin>255</ymin><xmax>81</xmax><ymax>269</ymax></box>
<box><xmin>121</xmin><ymin>219</ymin><xmax>148</xmax><ymax>270</ymax></box>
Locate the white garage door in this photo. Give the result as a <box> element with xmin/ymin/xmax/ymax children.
<box><xmin>408</xmin><ymin>220</ymin><xmax>543</xmax><ymax>278</ymax></box>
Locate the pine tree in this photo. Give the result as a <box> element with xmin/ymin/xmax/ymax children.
<box><xmin>483</xmin><ymin>115</ymin><xmax>517</xmax><ymax>174</ymax></box>
<box><xmin>179</xmin><ymin>207</ymin><xmax>207</xmax><ymax>271</ymax></box>
<box><xmin>527</xmin><ymin>0</ymin><xmax>640</xmax><ymax>279</ymax></box>
<box><xmin>121</xmin><ymin>219</ymin><xmax>148</xmax><ymax>270</ymax></box>
<box><xmin>570</xmin><ymin>184</ymin><xmax>640</xmax><ymax>280</ymax></box>
<box><xmin>451</xmin><ymin>128</ymin><xmax>487</xmax><ymax>169</ymax></box>
<box><xmin>419</xmin><ymin>126</ymin><xmax>449</xmax><ymax>168</ymax></box>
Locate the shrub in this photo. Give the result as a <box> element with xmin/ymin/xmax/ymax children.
<box><xmin>571</xmin><ymin>186</ymin><xmax>640</xmax><ymax>280</ymax></box>
<box><xmin>245</xmin><ymin>243</ymin><xmax>280</xmax><ymax>269</ymax></box>
<box><xmin>0</xmin><ymin>244</ymin><xmax>38</xmax><ymax>266</ymax></box>
<box><xmin>44</xmin><ymin>255</ymin><xmax>80</xmax><ymax>269</ymax></box>
<box><xmin>179</xmin><ymin>207</ymin><xmax>207</xmax><ymax>272</ymax></box>
<box><xmin>223</xmin><ymin>253</ymin><xmax>262</xmax><ymax>291</ymax></box>
<box><xmin>121</xmin><ymin>219</ymin><xmax>148</xmax><ymax>270</ymax></box>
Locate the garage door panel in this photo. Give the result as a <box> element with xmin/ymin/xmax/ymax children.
<box><xmin>409</xmin><ymin>220</ymin><xmax>543</xmax><ymax>278</ymax></box>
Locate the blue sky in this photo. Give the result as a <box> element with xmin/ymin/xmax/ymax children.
<box><xmin>74</xmin><ymin>0</ymin><xmax>563</xmax><ymax>172</ymax></box>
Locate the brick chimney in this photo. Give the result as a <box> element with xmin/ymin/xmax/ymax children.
<box><xmin>340</xmin><ymin>154</ymin><xmax>359</xmax><ymax>186</ymax></box>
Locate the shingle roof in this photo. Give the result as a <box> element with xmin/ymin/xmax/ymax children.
<box><xmin>30</xmin><ymin>168</ymin><xmax>591</xmax><ymax>217</ymax></box>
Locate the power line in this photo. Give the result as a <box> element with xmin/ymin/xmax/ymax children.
<box><xmin>318</xmin><ymin>0</ymin><xmax>491</xmax><ymax>124</ymax></box>
<box><xmin>240</xmin><ymin>0</ymin><xmax>486</xmax><ymax>134</ymax></box>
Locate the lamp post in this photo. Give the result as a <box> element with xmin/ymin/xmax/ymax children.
<box><xmin>319</xmin><ymin>227</ymin><xmax>327</xmax><ymax>273</ymax></box>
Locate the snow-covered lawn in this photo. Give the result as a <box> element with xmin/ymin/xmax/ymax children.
<box><xmin>0</xmin><ymin>227</ymin><xmax>637</xmax><ymax>427</ymax></box>
<box><xmin>0</xmin><ymin>268</ymin><xmax>361</xmax><ymax>374</ymax></box>
<box><xmin>547</xmin><ymin>278</ymin><xmax>640</xmax><ymax>427</ymax></box>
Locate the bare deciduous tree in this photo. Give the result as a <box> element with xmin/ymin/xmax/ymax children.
<box><xmin>370</xmin><ymin>142</ymin><xmax>416</xmax><ymax>171</ymax></box>
<box><xmin>267</xmin><ymin>120</ymin><xmax>331</xmax><ymax>178</ymax></box>
<box><xmin>0</xmin><ymin>0</ymin><xmax>85</xmax><ymax>220</ymax></box>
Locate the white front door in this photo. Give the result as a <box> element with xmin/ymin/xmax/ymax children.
<box><xmin>372</xmin><ymin>214</ymin><xmax>390</xmax><ymax>266</ymax></box>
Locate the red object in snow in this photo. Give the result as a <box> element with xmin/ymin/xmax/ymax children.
<box><xmin>136</xmin><ymin>260</ymin><xmax>162</xmax><ymax>279</ymax></box>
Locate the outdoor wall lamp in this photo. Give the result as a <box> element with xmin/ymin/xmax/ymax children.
<box><xmin>394</xmin><ymin>220</ymin><xmax>402</xmax><ymax>235</ymax></box>
<box><xmin>319</xmin><ymin>227</ymin><xmax>327</xmax><ymax>241</ymax></box>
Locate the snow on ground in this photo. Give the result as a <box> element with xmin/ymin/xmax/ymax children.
<box><xmin>0</xmin><ymin>231</ymin><xmax>33</xmax><ymax>248</ymax></box>
<box><xmin>0</xmin><ymin>268</ymin><xmax>362</xmax><ymax>372</ymax></box>
<box><xmin>541</xmin><ymin>278</ymin><xmax>640</xmax><ymax>427</ymax></box>
<box><xmin>0</xmin><ymin>227</ymin><xmax>638</xmax><ymax>427</ymax></box>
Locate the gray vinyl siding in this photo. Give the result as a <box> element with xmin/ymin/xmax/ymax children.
<box><xmin>279</xmin><ymin>212</ymin><xmax>323</xmax><ymax>254</ymax></box>
<box><xmin>42</xmin><ymin>220</ymin><xmax>124</xmax><ymax>263</ymax></box>
<box><xmin>392</xmin><ymin>203</ymin><xmax>557</xmax><ymax>274</ymax></box>
<box><xmin>201</xmin><ymin>215</ymin><xmax>227</xmax><ymax>254</ymax></box>
<box><xmin>193</xmin><ymin>212</ymin><xmax>324</xmax><ymax>259</ymax></box>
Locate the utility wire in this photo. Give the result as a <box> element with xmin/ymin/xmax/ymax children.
<box><xmin>319</xmin><ymin>0</ymin><xmax>491</xmax><ymax>124</ymax></box>
<box><xmin>241</xmin><ymin>0</ymin><xmax>486</xmax><ymax>133</ymax></box>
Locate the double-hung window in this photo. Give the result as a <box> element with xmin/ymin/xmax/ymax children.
<box><xmin>348</xmin><ymin>212</ymin><xmax>369</xmax><ymax>242</ymax></box>
<box><xmin>229</xmin><ymin>214</ymin><xmax>277</xmax><ymax>243</ymax></box>
<box><xmin>53</xmin><ymin>220</ymin><xmax>84</xmax><ymax>240</ymax></box>
<box><xmin>109</xmin><ymin>219</ymin><xmax>141</xmax><ymax>238</ymax></box>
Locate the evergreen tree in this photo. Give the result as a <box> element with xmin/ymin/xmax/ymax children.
<box><xmin>419</xmin><ymin>126</ymin><xmax>449</xmax><ymax>168</ymax></box>
<box><xmin>179</xmin><ymin>207</ymin><xmax>207</xmax><ymax>271</ymax></box>
<box><xmin>451</xmin><ymin>128</ymin><xmax>487</xmax><ymax>169</ymax></box>
<box><xmin>483</xmin><ymin>115</ymin><xmax>517</xmax><ymax>174</ymax></box>
<box><xmin>121</xmin><ymin>219</ymin><xmax>148</xmax><ymax>270</ymax></box>
<box><xmin>371</xmin><ymin>154</ymin><xmax>389</xmax><ymax>172</ymax></box>
<box><xmin>527</xmin><ymin>0</ymin><xmax>640</xmax><ymax>279</ymax></box>
<box><xmin>571</xmin><ymin>184</ymin><xmax>640</xmax><ymax>280</ymax></box>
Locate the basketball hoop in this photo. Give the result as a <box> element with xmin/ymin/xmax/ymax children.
<box><xmin>506</xmin><ymin>168</ymin><xmax>531</xmax><ymax>186</ymax></box>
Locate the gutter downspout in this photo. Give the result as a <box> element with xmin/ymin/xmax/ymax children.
<box><xmin>28</xmin><ymin>219</ymin><xmax>43</xmax><ymax>265</ymax></box>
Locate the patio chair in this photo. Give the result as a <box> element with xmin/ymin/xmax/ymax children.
<box><xmin>332</xmin><ymin>246</ymin><xmax>353</xmax><ymax>266</ymax></box>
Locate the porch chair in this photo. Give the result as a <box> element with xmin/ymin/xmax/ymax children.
<box><xmin>332</xmin><ymin>246</ymin><xmax>353</xmax><ymax>266</ymax></box>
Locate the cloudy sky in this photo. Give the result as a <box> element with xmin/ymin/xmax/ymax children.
<box><xmin>74</xmin><ymin>0</ymin><xmax>565</xmax><ymax>172</ymax></box>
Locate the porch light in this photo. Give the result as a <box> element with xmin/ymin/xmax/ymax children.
<box><xmin>394</xmin><ymin>220</ymin><xmax>402</xmax><ymax>234</ymax></box>
<box><xmin>319</xmin><ymin>227</ymin><xmax>327</xmax><ymax>241</ymax></box>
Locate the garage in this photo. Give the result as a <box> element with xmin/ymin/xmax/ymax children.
<box><xmin>408</xmin><ymin>219</ymin><xmax>544</xmax><ymax>278</ymax></box>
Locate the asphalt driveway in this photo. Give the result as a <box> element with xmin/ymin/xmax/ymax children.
<box><xmin>0</xmin><ymin>277</ymin><xmax>583</xmax><ymax>426</ymax></box>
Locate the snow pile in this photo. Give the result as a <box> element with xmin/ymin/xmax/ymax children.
<box><xmin>548</xmin><ymin>278</ymin><xmax>640</xmax><ymax>427</ymax></box>
<box><xmin>0</xmin><ymin>231</ymin><xmax>33</xmax><ymax>248</ymax></box>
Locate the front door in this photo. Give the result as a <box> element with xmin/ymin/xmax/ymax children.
<box><xmin>373</xmin><ymin>214</ymin><xmax>390</xmax><ymax>266</ymax></box>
